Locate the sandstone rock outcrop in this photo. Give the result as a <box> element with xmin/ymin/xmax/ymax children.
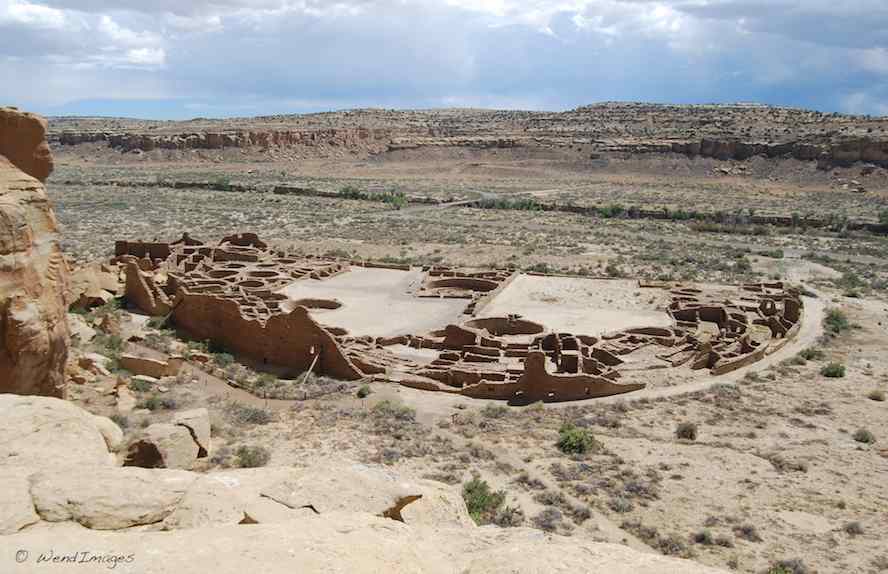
<box><xmin>0</xmin><ymin>394</ymin><xmax>724</xmax><ymax>573</ymax></box>
<box><xmin>124</xmin><ymin>423</ymin><xmax>200</xmax><ymax>469</ymax></box>
<box><xmin>30</xmin><ymin>467</ymin><xmax>196</xmax><ymax>530</ymax></box>
<box><xmin>118</xmin><ymin>353</ymin><xmax>182</xmax><ymax>379</ymax></box>
<box><xmin>0</xmin><ymin>108</ymin><xmax>69</xmax><ymax>398</ymax></box>
<box><xmin>0</xmin><ymin>394</ymin><xmax>114</xmax><ymax>468</ymax></box>
<box><xmin>0</xmin><ymin>107</ymin><xmax>53</xmax><ymax>181</ymax></box>
<box><xmin>171</xmin><ymin>408</ymin><xmax>211</xmax><ymax>458</ymax></box>
<box><xmin>68</xmin><ymin>261</ymin><xmax>120</xmax><ymax>310</ymax></box>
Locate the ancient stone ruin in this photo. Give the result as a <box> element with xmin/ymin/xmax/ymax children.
<box><xmin>118</xmin><ymin>232</ymin><xmax>804</xmax><ymax>403</ymax></box>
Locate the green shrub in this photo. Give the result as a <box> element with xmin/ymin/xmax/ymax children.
<box><xmin>824</xmin><ymin>309</ymin><xmax>850</xmax><ymax>334</ymax></box>
<box><xmin>693</xmin><ymin>529</ymin><xmax>714</xmax><ymax>545</ymax></box>
<box><xmin>675</xmin><ymin>422</ymin><xmax>698</xmax><ymax>441</ymax></box>
<box><xmin>492</xmin><ymin>505</ymin><xmax>524</xmax><ymax>527</ymax></box>
<box><xmin>129</xmin><ymin>379</ymin><xmax>153</xmax><ymax>392</ymax></box>
<box><xmin>214</xmin><ymin>352</ymin><xmax>235</xmax><ymax>368</ymax></box>
<box><xmin>137</xmin><ymin>395</ymin><xmax>162</xmax><ymax>411</ymax></box>
<box><xmin>609</xmin><ymin>496</ymin><xmax>634</xmax><ymax>513</ymax></box>
<box><xmin>146</xmin><ymin>316</ymin><xmax>169</xmax><ymax>330</ymax></box>
<box><xmin>556</xmin><ymin>422</ymin><xmax>601</xmax><ymax>455</ymax></box>
<box><xmin>137</xmin><ymin>395</ymin><xmax>176</xmax><ymax>411</ymax></box>
<box><xmin>235</xmin><ymin>445</ymin><xmax>270</xmax><ymax>468</ymax></box>
<box><xmin>95</xmin><ymin>333</ymin><xmax>125</xmax><ymax>353</ymax></box>
<box><xmin>853</xmin><ymin>429</ymin><xmax>876</xmax><ymax>444</ymax></box>
<box><xmin>356</xmin><ymin>384</ymin><xmax>371</xmax><ymax>399</ymax></box>
<box><xmin>798</xmin><ymin>348</ymin><xmax>824</xmax><ymax>361</ymax></box>
<box><xmin>767</xmin><ymin>559</ymin><xmax>809</xmax><ymax>574</ymax></box>
<box><xmin>462</xmin><ymin>475</ymin><xmax>506</xmax><ymax>525</ymax></box>
<box><xmin>820</xmin><ymin>362</ymin><xmax>846</xmax><ymax>378</ymax></box>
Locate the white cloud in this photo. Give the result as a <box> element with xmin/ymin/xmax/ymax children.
<box><xmin>98</xmin><ymin>14</ymin><xmax>160</xmax><ymax>46</ymax></box>
<box><xmin>856</xmin><ymin>48</ymin><xmax>888</xmax><ymax>75</ymax></box>
<box><xmin>841</xmin><ymin>91</ymin><xmax>888</xmax><ymax>115</ymax></box>
<box><xmin>125</xmin><ymin>47</ymin><xmax>165</xmax><ymax>66</ymax></box>
<box><xmin>0</xmin><ymin>0</ymin><xmax>68</xmax><ymax>28</ymax></box>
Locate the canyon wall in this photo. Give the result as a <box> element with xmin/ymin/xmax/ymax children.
<box><xmin>48</xmin><ymin>103</ymin><xmax>888</xmax><ymax>167</ymax></box>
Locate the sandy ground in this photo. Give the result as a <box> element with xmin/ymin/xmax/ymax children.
<box><xmin>480</xmin><ymin>275</ymin><xmax>673</xmax><ymax>335</ymax></box>
<box><xmin>278</xmin><ymin>267</ymin><xmax>467</xmax><ymax>337</ymax></box>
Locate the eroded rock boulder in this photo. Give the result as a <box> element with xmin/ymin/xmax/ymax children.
<box><xmin>172</xmin><ymin>408</ymin><xmax>211</xmax><ymax>458</ymax></box>
<box><xmin>124</xmin><ymin>423</ymin><xmax>199</xmax><ymax>469</ymax></box>
<box><xmin>30</xmin><ymin>467</ymin><xmax>195</xmax><ymax>530</ymax></box>
<box><xmin>119</xmin><ymin>353</ymin><xmax>180</xmax><ymax>379</ymax></box>
<box><xmin>67</xmin><ymin>261</ymin><xmax>120</xmax><ymax>310</ymax></box>
<box><xmin>0</xmin><ymin>108</ymin><xmax>69</xmax><ymax>397</ymax></box>
<box><xmin>0</xmin><ymin>394</ymin><xmax>114</xmax><ymax>468</ymax></box>
<box><xmin>91</xmin><ymin>414</ymin><xmax>125</xmax><ymax>453</ymax></box>
<box><xmin>0</xmin><ymin>469</ymin><xmax>40</xmax><ymax>534</ymax></box>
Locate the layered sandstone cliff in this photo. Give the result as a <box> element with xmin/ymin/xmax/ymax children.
<box><xmin>48</xmin><ymin>103</ymin><xmax>888</xmax><ymax>167</ymax></box>
<box><xmin>0</xmin><ymin>108</ymin><xmax>69</xmax><ymax>397</ymax></box>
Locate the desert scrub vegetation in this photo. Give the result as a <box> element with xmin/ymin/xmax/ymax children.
<box><xmin>224</xmin><ymin>403</ymin><xmax>274</xmax><ymax>425</ymax></box>
<box><xmin>867</xmin><ymin>389</ymin><xmax>886</xmax><ymax>401</ymax></box>
<box><xmin>675</xmin><ymin>421</ymin><xmax>698</xmax><ymax>441</ymax></box>
<box><xmin>481</xmin><ymin>404</ymin><xmax>509</xmax><ymax>419</ymax></box>
<box><xmin>843</xmin><ymin>521</ymin><xmax>865</xmax><ymax>536</ymax></box>
<box><xmin>852</xmin><ymin>429</ymin><xmax>876</xmax><ymax>444</ymax></box>
<box><xmin>797</xmin><ymin>347</ymin><xmax>825</xmax><ymax>361</ymax></box>
<box><xmin>823</xmin><ymin>308</ymin><xmax>851</xmax><ymax>334</ymax></box>
<box><xmin>462</xmin><ymin>475</ymin><xmax>523</xmax><ymax>527</ymax></box>
<box><xmin>137</xmin><ymin>395</ymin><xmax>177</xmax><ymax>411</ymax></box>
<box><xmin>820</xmin><ymin>362</ymin><xmax>846</xmax><ymax>378</ymax></box>
<box><xmin>531</xmin><ymin>507</ymin><xmax>566</xmax><ymax>533</ymax></box>
<box><xmin>371</xmin><ymin>399</ymin><xmax>416</xmax><ymax>422</ymax></box>
<box><xmin>732</xmin><ymin>523</ymin><xmax>763</xmax><ymax>542</ymax></box>
<box><xmin>767</xmin><ymin>559</ymin><xmax>810</xmax><ymax>574</ymax></box>
<box><xmin>556</xmin><ymin>422</ymin><xmax>602</xmax><ymax>455</ymax></box>
<box><xmin>621</xmin><ymin>520</ymin><xmax>692</xmax><ymax>558</ymax></box>
<box><xmin>234</xmin><ymin>445</ymin><xmax>271</xmax><ymax>468</ymax></box>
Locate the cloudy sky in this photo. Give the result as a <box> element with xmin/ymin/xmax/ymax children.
<box><xmin>2</xmin><ymin>0</ymin><xmax>888</xmax><ymax>118</ymax></box>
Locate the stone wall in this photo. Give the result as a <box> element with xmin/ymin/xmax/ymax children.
<box><xmin>171</xmin><ymin>292</ymin><xmax>362</xmax><ymax>380</ymax></box>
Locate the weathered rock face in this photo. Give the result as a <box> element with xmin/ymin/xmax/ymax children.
<box><xmin>0</xmin><ymin>108</ymin><xmax>53</xmax><ymax>181</ymax></box>
<box><xmin>0</xmin><ymin>108</ymin><xmax>69</xmax><ymax>398</ymax></box>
